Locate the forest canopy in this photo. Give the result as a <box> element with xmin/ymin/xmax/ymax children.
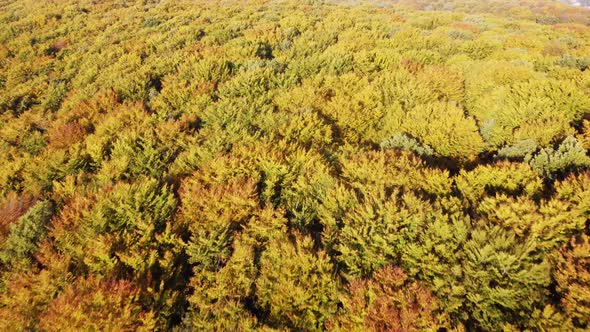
<box><xmin>1</xmin><ymin>0</ymin><xmax>590</xmax><ymax>330</ymax></box>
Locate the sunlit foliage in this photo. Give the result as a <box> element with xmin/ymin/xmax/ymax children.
<box><xmin>1</xmin><ymin>0</ymin><xmax>590</xmax><ymax>330</ymax></box>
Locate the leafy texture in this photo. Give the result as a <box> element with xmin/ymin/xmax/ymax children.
<box><xmin>0</xmin><ymin>0</ymin><xmax>590</xmax><ymax>330</ymax></box>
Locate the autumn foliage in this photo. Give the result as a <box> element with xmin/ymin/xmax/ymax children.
<box><xmin>1</xmin><ymin>0</ymin><xmax>590</xmax><ymax>330</ymax></box>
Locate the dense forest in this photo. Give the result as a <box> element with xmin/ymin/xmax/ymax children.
<box><xmin>1</xmin><ymin>0</ymin><xmax>590</xmax><ymax>330</ymax></box>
